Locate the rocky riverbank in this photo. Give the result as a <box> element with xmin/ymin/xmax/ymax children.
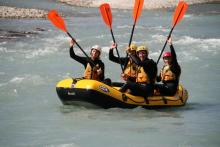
<box><xmin>0</xmin><ymin>6</ymin><xmax>47</xmax><ymax>19</ymax></box>
<box><xmin>58</xmin><ymin>0</ymin><xmax>219</xmax><ymax>9</ymax></box>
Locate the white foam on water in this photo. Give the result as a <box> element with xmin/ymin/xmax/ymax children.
<box><xmin>175</xmin><ymin>36</ymin><xmax>220</xmax><ymax>54</ymax></box>
<box><xmin>95</xmin><ymin>34</ymin><xmax>106</xmax><ymax>39</ymax></box>
<box><xmin>150</xmin><ymin>26</ymin><xmax>169</xmax><ymax>32</ymax></box>
<box><xmin>148</xmin><ymin>35</ymin><xmax>220</xmax><ymax>62</ymax></box>
<box><xmin>150</xmin><ymin>51</ymin><xmax>160</xmax><ymax>59</ymax></box>
<box><xmin>0</xmin><ymin>41</ymin><xmax>7</xmax><ymax>45</ymax></box>
<box><xmin>43</xmin><ymin>35</ymin><xmax>67</xmax><ymax>43</ymax></box>
<box><xmin>25</xmin><ymin>46</ymin><xmax>59</xmax><ymax>59</ymax></box>
<box><xmin>9</xmin><ymin>76</ymin><xmax>25</xmax><ymax>84</ymax></box>
<box><xmin>0</xmin><ymin>74</ymin><xmax>46</xmax><ymax>88</ymax></box>
<box><xmin>114</xmin><ymin>32</ymin><xmax>131</xmax><ymax>39</ymax></box>
<box><xmin>179</xmin><ymin>51</ymin><xmax>200</xmax><ymax>62</ymax></box>
<box><xmin>57</xmin><ymin>72</ymin><xmax>73</xmax><ymax>79</ymax></box>
<box><xmin>134</xmin><ymin>25</ymin><xmax>145</xmax><ymax>29</ymax></box>
<box><xmin>117</xmin><ymin>25</ymin><xmax>131</xmax><ymax>29</ymax></box>
<box><xmin>10</xmin><ymin>34</ymin><xmax>69</xmax><ymax>59</ymax></box>
<box><xmin>46</xmin><ymin>143</ymin><xmax>81</xmax><ymax>147</ymax></box>
<box><xmin>101</xmin><ymin>46</ymin><xmax>111</xmax><ymax>54</ymax></box>
<box><xmin>151</xmin><ymin>34</ymin><xmax>166</xmax><ymax>43</ymax></box>
<box><xmin>0</xmin><ymin>47</ymin><xmax>8</xmax><ymax>53</ymax></box>
<box><xmin>184</xmin><ymin>14</ymin><xmax>193</xmax><ymax>18</ymax></box>
<box><xmin>0</xmin><ymin>76</ymin><xmax>24</xmax><ymax>87</ymax></box>
<box><xmin>117</xmin><ymin>25</ymin><xmax>146</xmax><ymax>29</ymax></box>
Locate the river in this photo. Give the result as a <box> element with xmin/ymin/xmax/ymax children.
<box><xmin>0</xmin><ymin>0</ymin><xmax>220</xmax><ymax>147</ymax></box>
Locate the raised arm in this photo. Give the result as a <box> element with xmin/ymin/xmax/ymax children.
<box><xmin>69</xmin><ymin>40</ymin><xmax>88</xmax><ymax>67</ymax></box>
<box><xmin>168</xmin><ymin>38</ymin><xmax>181</xmax><ymax>80</ymax></box>
<box><xmin>109</xmin><ymin>43</ymin><xmax>127</xmax><ymax>64</ymax></box>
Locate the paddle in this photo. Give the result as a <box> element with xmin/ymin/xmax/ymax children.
<box><xmin>100</xmin><ymin>3</ymin><xmax>123</xmax><ymax>71</ymax></box>
<box><xmin>156</xmin><ymin>1</ymin><xmax>188</xmax><ymax>64</ymax></box>
<box><xmin>129</xmin><ymin>0</ymin><xmax>144</xmax><ymax>46</ymax></box>
<box><xmin>124</xmin><ymin>0</ymin><xmax>144</xmax><ymax>70</ymax></box>
<box><xmin>48</xmin><ymin>10</ymin><xmax>95</xmax><ymax>65</ymax></box>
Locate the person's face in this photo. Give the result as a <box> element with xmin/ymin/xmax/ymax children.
<box><xmin>163</xmin><ymin>56</ymin><xmax>172</xmax><ymax>64</ymax></box>
<box><xmin>137</xmin><ymin>50</ymin><xmax>147</xmax><ymax>61</ymax></box>
<box><xmin>91</xmin><ymin>49</ymin><xmax>100</xmax><ymax>59</ymax></box>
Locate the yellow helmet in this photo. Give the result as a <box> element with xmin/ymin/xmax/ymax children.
<box><xmin>137</xmin><ymin>45</ymin><xmax>149</xmax><ymax>54</ymax></box>
<box><xmin>130</xmin><ymin>44</ymin><xmax>137</xmax><ymax>51</ymax></box>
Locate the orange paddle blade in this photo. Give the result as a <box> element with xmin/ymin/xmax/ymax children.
<box><xmin>48</xmin><ymin>9</ymin><xmax>67</xmax><ymax>32</ymax></box>
<box><xmin>172</xmin><ymin>1</ymin><xmax>188</xmax><ymax>27</ymax></box>
<box><xmin>99</xmin><ymin>3</ymin><xmax>112</xmax><ymax>29</ymax></box>
<box><xmin>133</xmin><ymin>0</ymin><xmax>144</xmax><ymax>23</ymax></box>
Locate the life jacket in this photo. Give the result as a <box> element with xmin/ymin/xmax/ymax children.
<box><xmin>83</xmin><ymin>63</ymin><xmax>100</xmax><ymax>81</ymax></box>
<box><xmin>124</xmin><ymin>60</ymin><xmax>137</xmax><ymax>78</ymax></box>
<box><xmin>136</xmin><ymin>66</ymin><xmax>150</xmax><ymax>84</ymax></box>
<box><xmin>161</xmin><ymin>65</ymin><xmax>176</xmax><ymax>81</ymax></box>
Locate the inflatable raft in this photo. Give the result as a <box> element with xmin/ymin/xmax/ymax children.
<box><xmin>56</xmin><ymin>78</ymin><xmax>188</xmax><ymax>108</ymax></box>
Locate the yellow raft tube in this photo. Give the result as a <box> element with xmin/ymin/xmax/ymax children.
<box><xmin>56</xmin><ymin>78</ymin><xmax>188</xmax><ymax>108</ymax></box>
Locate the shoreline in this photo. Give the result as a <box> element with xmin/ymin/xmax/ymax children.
<box><xmin>0</xmin><ymin>0</ymin><xmax>219</xmax><ymax>19</ymax></box>
<box><xmin>0</xmin><ymin>6</ymin><xmax>47</xmax><ymax>19</ymax></box>
<box><xmin>58</xmin><ymin>0</ymin><xmax>219</xmax><ymax>10</ymax></box>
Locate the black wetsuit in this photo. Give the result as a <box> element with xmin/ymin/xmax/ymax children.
<box><xmin>155</xmin><ymin>44</ymin><xmax>181</xmax><ymax>95</ymax></box>
<box><xmin>70</xmin><ymin>46</ymin><xmax>105</xmax><ymax>81</ymax></box>
<box><xmin>109</xmin><ymin>49</ymin><xmax>136</xmax><ymax>82</ymax></box>
<box><xmin>120</xmin><ymin>54</ymin><xmax>157</xmax><ymax>97</ymax></box>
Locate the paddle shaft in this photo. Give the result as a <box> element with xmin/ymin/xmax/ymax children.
<box><xmin>128</xmin><ymin>0</ymin><xmax>142</xmax><ymax>46</ymax></box>
<box><xmin>67</xmin><ymin>32</ymin><xmax>95</xmax><ymax>66</ymax></box>
<box><xmin>156</xmin><ymin>4</ymin><xmax>185</xmax><ymax>64</ymax></box>
<box><xmin>123</xmin><ymin>0</ymin><xmax>141</xmax><ymax>71</ymax></box>
<box><xmin>156</xmin><ymin>28</ymin><xmax>173</xmax><ymax>64</ymax></box>
<box><xmin>123</xmin><ymin>23</ymin><xmax>136</xmax><ymax>72</ymax></box>
<box><xmin>110</xmin><ymin>29</ymin><xmax>124</xmax><ymax>71</ymax></box>
<box><xmin>102</xmin><ymin>5</ymin><xmax>124</xmax><ymax>71</ymax></box>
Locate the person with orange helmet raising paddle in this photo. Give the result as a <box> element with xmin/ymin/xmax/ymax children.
<box><xmin>155</xmin><ymin>37</ymin><xmax>181</xmax><ymax>95</ymax></box>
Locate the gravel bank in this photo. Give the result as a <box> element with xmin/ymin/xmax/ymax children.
<box><xmin>0</xmin><ymin>6</ymin><xmax>47</xmax><ymax>18</ymax></box>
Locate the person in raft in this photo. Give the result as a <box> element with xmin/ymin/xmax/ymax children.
<box><xmin>109</xmin><ymin>43</ymin><xmax>138</xmax><ymax>82</ymax></box>
<box><xmin>119</xmin><ymin>45</ymin><xmax>157</xmax><ymax>98</ymax></box>
<box><xmin>69</xmin><ymin>39</ymin><xmax>105</xmax><ymax>81</ymax></box>
<box><xmin>155</xmin><ymin>37</ymin><xmax>181</xmax><ymax>95</ymax></box>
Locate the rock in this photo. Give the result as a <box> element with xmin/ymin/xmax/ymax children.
<box><xmin>0</xmin><ymin>29</ymin><xmax>40</xmax><ymax>41</ymax></box>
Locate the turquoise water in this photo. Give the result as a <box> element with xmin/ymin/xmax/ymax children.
<box><xmin>0</xmin><ymin>1</ymin><xmax>220</xmax><ymax>147</ymax></box>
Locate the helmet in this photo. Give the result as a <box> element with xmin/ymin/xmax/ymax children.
<box><xmin>163</xmin><ymin>52</ymin><xmax>171</xmax><ymax>58</ymax></box>
<box><xmin>130</xmin><ymin>44</ymin><xmax>137</xmax><ymax>51</ymax></box>
<box><xmin>136</xmin><ymin>45</ymin><xmax>149</xmax><ymax>54</ymax></box>
<box><xmin>91</xmin><ymin>45</ymin><xmax>102</xmax><ymax>53</ymax></box>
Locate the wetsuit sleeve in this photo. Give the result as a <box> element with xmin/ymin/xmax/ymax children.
<box><xmin>170</xmin><ymin>45</ymin><xmax>177</xmax><ymax>64</ymax></box>
<box><xmin>109</xmin><ymin>49</ymin><xmax>127</xmax><ymax>65</ymax></box>
<box><xmin>170</xmin><ymin>44</ymin><xmax>181</xmax><ymax>81</ymax></box>
<box><xmin>69</xmin><ymin>46</ymin><xmax>88</xmax><ymax>67</ymax></box>
<box><xmin>100</xmin><ymin>61</ymin><xmax>105</xmax><ymax>81</ymax></box>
